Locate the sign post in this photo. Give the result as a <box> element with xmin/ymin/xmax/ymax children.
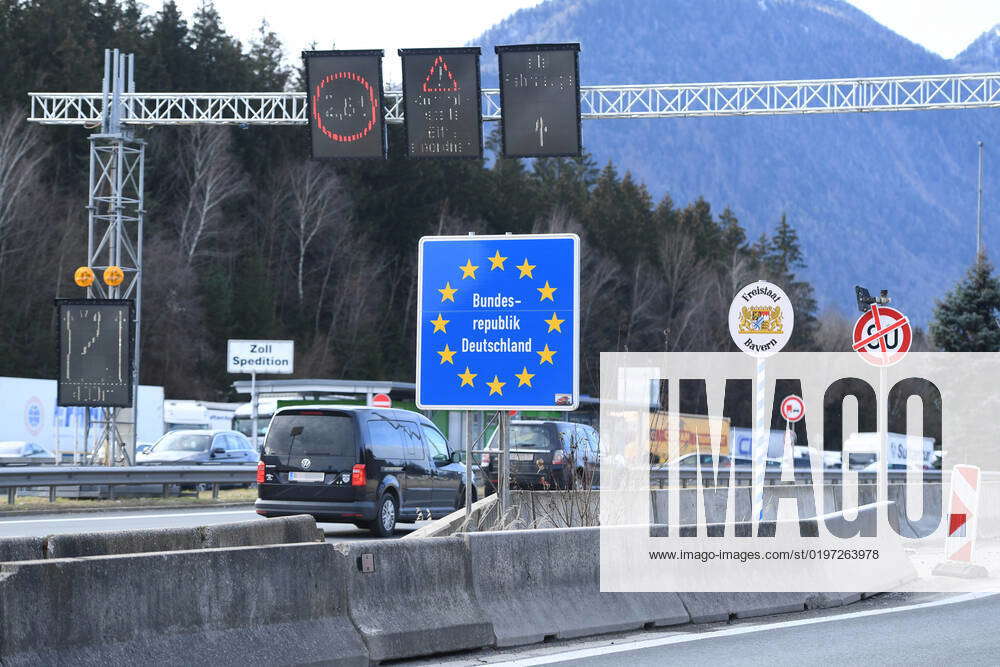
<box><xmin>852</xmin><ymin>303</ymin><xmax>911</xmax><ymax>526</ymax></box>
<box><xmin>728</xmin><ymin>281</ymin><xmax>794</xmax><ymax>528</ymax></box>
<box><xmin>416</xmin><ymin>233</ymin><xmax>580</xmax><ymax>514</ymax></box>
<box><xmin>779</xmin><ymin>394</ymin><xmax>805</xmax><ymax>472</ymax></box>
<box><xmin>227</xmin><ymin>339</ymin><xmax>294</xmax><ymax>450</ymax></box>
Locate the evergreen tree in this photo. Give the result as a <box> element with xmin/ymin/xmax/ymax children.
<box><xmin>755</xmin><ymin>214</ymin><xmax>818</xmax><ymax>350</ymax></box>
<box><xmin>930</xmin><ymin>255</ymin><xmax>1000</xmax><ymax>351</ymax></box>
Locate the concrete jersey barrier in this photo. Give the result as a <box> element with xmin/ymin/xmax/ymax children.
<box><xmin>331</xmin><ymin>536</ymin><xmax>493</xmax><ymax>663</ymax></box>
<box><xmin>200</xmin><ymin>514</ymin><xmax>323</xmax><ymax>548</ymax></box>
<box><xmin>0</xmin><ymin>543</ymin><xmax>368</xmax><ymax>667</ymax></box>
<box><xmin>0</xmin><ymin>504</ymin><xmax>917</xmax><ymax>664</ymax></box>
<box><xmin>0</xmin><ymin>535</ymin><xmax>43</xmax><ymax>563</ymax></box>
<box><xmin>45</xmin><ymin>525</ymin><xmax>203</xmax><ymax>559</ymax></box>
<box><xmin>464</xmin><ymin>526</ymin><xmax>689</xmax><ymax>647</ymax></box>
<box><xmin>2</xmin><ymin>515</ymin><xmax>323</xmax><ymax>561</ymax></box>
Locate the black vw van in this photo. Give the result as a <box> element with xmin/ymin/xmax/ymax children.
<box><xmin>255</xmin><ymin>405</ymin><xmax>472</xmax><ymax>536</ymax></box>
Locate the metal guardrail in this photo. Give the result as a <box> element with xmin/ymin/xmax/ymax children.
<box><xmin>654</xmin><ymin>466</ymin><xmax>944</xmax><ymax>487</ymax></box>
<box><xmin>0</xmin><ymin>465</ymin><xmax>256</xmax><ymax>503</ymax></box>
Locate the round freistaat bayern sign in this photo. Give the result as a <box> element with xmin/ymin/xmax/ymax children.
<box><xmin>728</xmin><ymin>281</ymin><xmax>794</xmax><ymax>358</ymax></box>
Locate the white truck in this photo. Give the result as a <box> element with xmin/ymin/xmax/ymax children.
<box><xmin>231</xmin><ymin>398</ymin><xmax>278</xmax><ymax>440</ymax></box>
<box><xmin>843</xmin><ymin>432</ymin><xmax>935</xmax><ymax>470</ymax></box>
<box><xmin>0</xmin><ymin>375</ymin><xmax>164</xmax><ymax>462</ymax></box>
<box><xmin>163</xmin><ymin>400</ymin><xmax>212</xmax><ymax>431</ymax></box>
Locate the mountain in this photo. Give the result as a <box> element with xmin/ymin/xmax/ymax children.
<box><xmin>474</xmin><ymin>0</ymin><xmax>999</xmax><ymax>326</ymax></box>
<box><xmin>954</xmin><ymin>25</ymin><xmax>1000</xmax><ymax>72</ymax></box>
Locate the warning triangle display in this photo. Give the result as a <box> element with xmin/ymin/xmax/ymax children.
<box><xmin>422</xmin><ymin>55</ymin><xmax>459</xmax><ymax>92</ymax></box>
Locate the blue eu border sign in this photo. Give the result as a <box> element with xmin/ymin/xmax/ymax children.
<box><xmin>416</xmin><ymin>233</ymin><xmax>580</xmax><ymax>411</ymax></box>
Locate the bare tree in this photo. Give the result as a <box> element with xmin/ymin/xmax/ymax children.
<box><xmin>814</xmin><ymin>307</ymin><xmax>854</xmax><ymax>351</ymax></box>
<box><xmin>659</xmin><ymin>229</ymin><xmax>716</xmax><ymax>350</ymax></box>
<box><xmin>175</xmin><ymin>126</ymin><xmax>247</xmax><ymax>264</ymax></box>
<box><xmin>139</xmin><ymin>236</ymin><xmax>211</xmax><ymax>395</ymax></box>
<box><xmin>0</xmin><ymin>109</ymin><xmax>48</xmax><ymax>271</ymax></box>
<box><xmin>534</xmin><ymin>208</ymin><xmax>622</xmax><ymax>342</ymax></box>
<box><xmin>284</xmin><ymin>161</ymin><xmax>351</xmax><ymax>303</ymax></box>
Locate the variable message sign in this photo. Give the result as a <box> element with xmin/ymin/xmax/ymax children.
<box><xmin>400</xmin><ymin>47</ymin><xmax>482</xmax><ymax>158</ymax></box>
<box><xmin>416</xmin><ymin>234</ymin><xmax>579</xmax><ymax>410</ymax></box>
<box><xmin>56</xmin><ymin>299</ymin><xmax>134</xmax><ymax>407</ymax></box>
<box><xmin>496</xmin><ymin>43</ymin><xmax>581</xmax><ymax>158</ymax></box>
<box><xmin>304</xmin><ymin>50</ymin><xmax>385</xmax><ymax>159</ymax></box>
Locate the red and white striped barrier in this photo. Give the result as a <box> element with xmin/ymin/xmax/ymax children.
<box><xmin>933</xmin><ymin>464</ymin><xmax>988</xmax><ymax>579</ymax></box>
<box><xmin>944</xmin><ymin>465</ymin><xmax>980</xmax><ymax>562</ymax></box>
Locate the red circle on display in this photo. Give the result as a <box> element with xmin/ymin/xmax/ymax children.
<box><xmin>852</xmin><ymin>304</ymin><xmax>912</xmax><ymax>367</ymax></box>
<box><xmin>311</xmin><ymin>71</ymin><xmax>378</xmax><ymax>143</ymax></box>
<box><xmin>372</xmin><ymin>393</ymin><xmax>392</xmax><ymax>409</ymax></box>
<box><xmin>780</xmin><ymin>395</ymin><xmax>805</xmax><ymax>423</ymax></box>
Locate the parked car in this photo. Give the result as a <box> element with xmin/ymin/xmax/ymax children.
<box><xmin>255</xmin><ymin>405</ymin><xmax>474</xmax><ymax>537</ymax></box>
<box><xmin>0</xmin><ymin>441</ymin><xmax>56</xmax><ymax>466</ymax></box>
<box><xmin>481</xmin><ymin>420</ymin><xmax>600</xmax><ymax>492</ymax></box>
<box><xmin>731</xmin><ymin>457</ymin><xmax>783</xmax><ymax>469</ymax></box>
<box><xmin>136</xmin><ymin>430</ymin><xmax>258</xmax><ymax>465</ymax></box>
<box><xmin>667</xmin><ymin>453</ymin><xmax>732</xmax><ymax>469</ymax></box>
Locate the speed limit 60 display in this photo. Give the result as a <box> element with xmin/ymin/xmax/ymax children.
<box><xmin>304</xmin><ymin>50</ymin><xmax>386</xmax><ymax>159</ymax></box>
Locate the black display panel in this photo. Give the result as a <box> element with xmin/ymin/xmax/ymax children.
<box><xmin>399</xmin><ymin>47</ymin><xmax>482</xmax><ymax>158</ymax></box>
<box><xmin>496</xmin><ymin>43</ymin><xmax>581</xmax><ymax>158</ymax></box>
<box><xmin>56</xmin><ymin>299</ymin><xmax>134</xmax><ymax>407</ymax></box>
<box><xmin>304</xmin><ymin>50</ymin><xmax>385</xmax><ymax>159</ymax></box>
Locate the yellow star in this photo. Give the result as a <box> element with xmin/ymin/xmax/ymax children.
<box><xmin>430</xmin><ymin>313</ymin><xmax>449</xmax><ymax>333</ymax></box>
<box><xmin>537</xmin><ymin>281</ymin><xmax>557</xmax><ymax>301</ymax></box>
<box><xmin>457</xmin><ymin>366</ymin><xmax>477</xmax><ymax>387</ymax></box>
<box><xmin>459</xmin><ymin>259</ymin><xmax>478</xmax><ymax>279</ymax></box>
<box><xmin>515</xmin><ymin>366</ymin><xmax>535</xmax><ymax>387</ymax></box>
<box><xmin>487</xmin><ymin>375</ymin><xmax>506</xmax><ymax>396</ymax></box>
<box><xmin>544</xmin><ymin>312</ymin><xmax>565</xmax><ymax>333</ymax></box>
<box><xmin>438</xmin><ymin>282</ymin><xmax>457</xmax><ymax>302</ymax></box>
<box><xmin>537</xmin><ymin>344</ymin><xmax>557</xmax><ymax>365</ymax></box>
<box><xmin>488</xmin><ymin>250</ymin><xmax>508</xmax><ymax>271</ymax></box>
<box><xmin>437</xmin><ymin>344</ymin><xmax>456</xmax><ymax>365</ymax></box>
<box><xmin>516</xmin><ymin>258</ymin><xmax>536</xmax><ymax>279</ymax></box>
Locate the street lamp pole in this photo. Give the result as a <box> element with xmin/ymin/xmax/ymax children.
<box><xmin>977</xmin><ymin>140</ymin><xmax>984</xmax><ymax>261</ymax></box>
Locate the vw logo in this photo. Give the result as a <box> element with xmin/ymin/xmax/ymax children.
<box><xmin>300</xmin><ymin>458</ymin><xmax>312</xmax><ymax>469</ymax></box>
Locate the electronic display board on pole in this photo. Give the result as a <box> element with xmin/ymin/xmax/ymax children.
<box><xmin>399</xmin><ymin>47</ymin><xmax>483</xmax><ymax>158</ymax></box>
<box><xmin>304</xmin><ymin>50</ymin><xmax>386</xmax><ymax>159</ymax></box>
<box><xmin>495</xmin><ymin>43</ymin><xmax>581</xmax><ymax>158</ymax></box>
<box><xmin>56</xmin><ymin>299</ymin><xmax>135</xmax><ymax>407</ymax></box>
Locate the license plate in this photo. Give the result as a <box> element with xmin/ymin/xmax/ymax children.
<box><xmin>288</xmin><ymin>471</ymin><xmax>324</xmax><ymax>482</ymax></box>
<box><xmin>510</xmin><ymin>453</ymin><xmax>536</xmax><ymax>461</ymax></box>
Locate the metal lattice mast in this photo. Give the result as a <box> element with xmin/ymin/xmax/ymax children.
<box><xmin>86</xmin><ymin>49</ymin><xmax>145</xmax><ymax>465</ymax></box>
<box><xmin>27</xmin><ymin>71</ymin><xmax>1000</xmax><ymax>125</ymax></box>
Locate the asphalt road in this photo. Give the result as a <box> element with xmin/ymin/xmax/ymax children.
<box><xmin>0</xmin><ymin>506</ymin><xmax>429</xmax><ymax>542</ymax></box>
<box><xmin>473</xmin><ymin>592</ymin><xmax>999</xmax><ymax>666</ymax></box>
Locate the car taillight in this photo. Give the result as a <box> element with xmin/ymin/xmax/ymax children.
<box><xmin>351</xmin><ymin>464</ymin><xmax>366</xmax><ymax>486</ymax></box>
<box><xmin>256</xmin><ymin>461</ymin><xmax>265</xmax><ymax>483</ymax></box>
<box><xmin>552</xmin><ymin>450</ymin><xmax>565</xmax><ymax>464</ymax></box>
<box><xmin>481</xmin><ymin>452</ymin><xmax>491</xmax><ymax>466</ymax></box>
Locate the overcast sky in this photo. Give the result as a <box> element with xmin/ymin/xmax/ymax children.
<box><xmin>172</xmin><ymin>0</ymin><xmax>1000</xmax><ymax>80</ymax></box>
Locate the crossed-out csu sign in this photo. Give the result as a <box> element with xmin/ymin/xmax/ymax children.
<box><xmin>416</xmin><ymin>233</ymin><xmax>580</xmax><ymax>410</ymax></box>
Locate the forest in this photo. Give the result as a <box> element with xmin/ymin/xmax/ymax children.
<box><xmin>0</xmin><ymin>0</ymin><xmax>849</xmax><ymax>400</ymax></box>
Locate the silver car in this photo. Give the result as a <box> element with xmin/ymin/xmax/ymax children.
<box><xmin>0</xmin><ymin>441</ymin><xmax>56</xmax><ymax>466</ymax></box>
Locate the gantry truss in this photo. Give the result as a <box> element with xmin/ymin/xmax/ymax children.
<box><xmin>28</xmin><ymin>71</ymin><xmax>1000</xmax><ymax>126</ymax></box>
